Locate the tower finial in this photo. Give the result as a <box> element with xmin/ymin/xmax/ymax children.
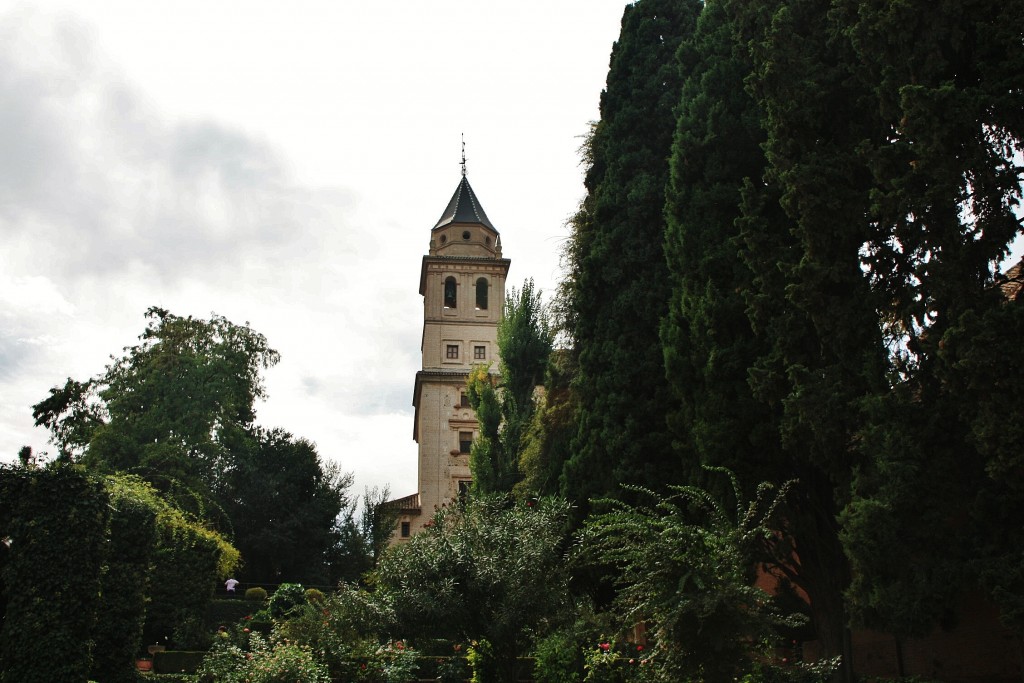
<box><xmin>461</xmin><ymin>133</ymin><xmax>467</xmax><ymax>177</ymax></box>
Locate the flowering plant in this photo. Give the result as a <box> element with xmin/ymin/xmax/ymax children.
<box><xmin>583</xmin><ymin>639</ymin><xmax>658</xmax><ymax>683</ymax></box>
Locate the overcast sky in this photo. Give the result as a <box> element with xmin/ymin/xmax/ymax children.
<box><xmin>0</xmin><ymin>1</ymin><xmax>630</xmax><ymax>498</ymax></box>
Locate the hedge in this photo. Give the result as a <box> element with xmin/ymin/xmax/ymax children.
<box><xmin>0</xmin><ymin>465</ymin><xmax>109</xmax><ymax>683</ymax></box>
<box><xmin>154</xmin><ymin>650</ymin><xmax>206</xmax><ymax>674</ymax></box>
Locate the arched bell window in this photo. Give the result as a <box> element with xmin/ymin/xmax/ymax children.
<box><xmin>476</xmin><ymin>277</ymin><xmax>488</xmax><ymax>310</ymax></box>
<box><xmin>444</xmin><ymin>277</ymin><xmax>457</xmax><ymax>308</ymax></box>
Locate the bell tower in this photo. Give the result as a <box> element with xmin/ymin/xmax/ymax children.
<box><xmin>391</xmin><ymin>163</ymin><xmax>510</xmax><ymax>540</ymax></box>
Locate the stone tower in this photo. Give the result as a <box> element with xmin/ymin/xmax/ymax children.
<box><xmin>390</xmin><ymin>169</ymin><xmax>510</xmax><ymax>541</ymax></box>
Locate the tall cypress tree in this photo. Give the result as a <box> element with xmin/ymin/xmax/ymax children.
<box><xmin>730</xmin><ymin>0</ymin><xmax>890</xmax><ymax>674</ymax></box>
<box><xmin>560</xmin><ymin>0</ymin><xmax>701</xmax><ymax>510</ymax></box>
<box><xmin>834</xmin><ymin>0</ymin><xmax>1024</xmax><ymax>651</ymax></box>
<box><xmin>665</xmin><ymin>0</ymin><xmax>876</xmax><ymax>673</ymax></box>
<box><xmin>662</xmin><ymin>0</ymin><xmax>782</xmax><ymax>493</ymax></box>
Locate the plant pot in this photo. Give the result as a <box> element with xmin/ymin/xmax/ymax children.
<box><xmin>135</xmin><ymin>658</ymin><xmax>153</xmax><ymax>671</ymax></box>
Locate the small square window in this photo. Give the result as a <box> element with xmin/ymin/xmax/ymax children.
<box><xmin>474</xmin><ymin>345</ymin><xmax>486</xmax><ymax>360</ymax></box>
<box><xmin>459</xmin><ymin>431</ymin><xmax>473</xmax><ymax>454</ymax></box>
<box><xmin>446</xmin><ymin>344</ymin><xmax>459</xmax><ymax>359</ymax></box>
<box><xmin>401</xmin><ymin>521</ymin><xmax>411</xmax><ymax>538</ymax></box>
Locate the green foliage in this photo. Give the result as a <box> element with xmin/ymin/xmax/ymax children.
<box><xmin>33</xmin><ymin>307</ymin><xmax>279</xmax><ymax>500</ymax></box>
<box><xmin>144</xmin><ymin>494</ymin><xmax>240</xmax><ymax>649</ymax></box>
<box><xmin>204</xmin><ymin>585</ymin><xmax>416</xmax><ymax>683</ymax></box>
<box><xmin>580</xmin><ymin>469</ymin><xmax>800</xmax><ymax>683</ymax></box>
<box><xmin>560</xmin><ymin>0</ymin><xmax>701</xmax><ymax>509</ymax></box>
<box><xmin>467</xmin><ymin>639</ymin><xmax>496</xmax><ymax>683</ymax></box>
<box><xmin>31</xmin><ymin>307</ymin><xmax>353</xmax><ymax>589</ymax></box>
<box><xmin>274</xmin><ymin>583</ymin><xmax>399</xmax><ymax>679</ymax></box>
<box><xmin>468</xmin><ymin>279</ymin><xmax>554</xmax><ymax>496</ymax></box>
<box><xmin>268</xmin><ymin>582</ymin><xmax>307</xmax><ymax>619</ymax></box>
<box><xmin>304</xmin><ymin>587</ymin><xmax>325</xmax><ymax>605</ymax></box>
<box><xmin>245</xmin><ymin>586</ymin><xmax>268</xmax><ymax>602</ymax></box>
<box><xmin>375</xmin><ymin>495</ymin><xmax>574</xmax><ymax>683</ymax></box>
<box><xmin>737</xmin><ymin>657</ymin><xmax>841</xmax><ymax>683</ymax></box>
<box><xmin>221</xmin><ymin>428</ymin><xmax>351</xmax><ymax>585</ymax></box>
<box><xmin>516</xmin><ymin>349</ymin><xmax>576</xmax><ymax>498</ymax></box>
<box><xmin>208</xmin><ymin>598</ymin><xmax>256</xmax><ymax>627</ymax></box>
<box><xmin>200</xmin><ymin>630</ymin><xmax>329</xmax><ymax>683</ymax></box>
<box><xmin>533</xmin><ymin>630</ymin><xmax>583</xmax><ymax>683</ymax></box>
<box><xmin>91</xmin><ymin>475</ymin><xmax>160</xmax><ymax>683</ymax></box>
<box><xmin>0</xmin><ymin>465</ymin><xmax>110</xmax><ymax>683</ymax></box>
<box><xmin>581</xmin><ymin>639</ymin><xmax>654</xmax><ymax>683</ymax></box>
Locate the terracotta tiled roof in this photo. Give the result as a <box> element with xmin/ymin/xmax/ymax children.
<box><xmin>999</xmin><ymin>259</ymin><xmax>1023</xmax><ymax>301</ymax></box>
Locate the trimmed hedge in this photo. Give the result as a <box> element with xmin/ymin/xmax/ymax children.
<box><xmin>154</xmin><ymin>650</ymin><xmax>206</xmax><ymax>674</ymax></box>
<box><xmin>0</xmin><ymin>465</ymin><xmax>110</xmax><ymax>683</ymax></box>
<box><xmin>136</xmin><ymin>673</ymin><xmax>195</xmax><ymax>683</ymax></box>
<box><xmin>206</xmin><ymin>599</ymin><xmax>255</xmax><ymax>629</ymax></box>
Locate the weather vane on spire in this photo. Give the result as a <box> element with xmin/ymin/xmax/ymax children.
<box><xmin>461</xmin><ymin>133</ymin><xmax>467</xmax><ymax>177</ymax></box>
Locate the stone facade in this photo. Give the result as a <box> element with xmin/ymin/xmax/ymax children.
<box><xmin>390</xmin><ymin>174</ymin><xmax>510</xmax><ymax>542</ymax></box>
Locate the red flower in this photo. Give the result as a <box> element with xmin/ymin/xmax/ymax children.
<box><xmin>244</xmin><ymin>615</ymin><xmax>252</xmax><ymax>620</ymax></box>
<box><xmin>243</xmin><ymin>628</ymin><xmax>250</xmax><ymax>633</ymax></box>
<box><xmin>636</xmin><ymin>645</ymin><xmax>644</xmax><ymax>652</ymax></box>
<box><xmin>599</xmin><ymin>642</ymin><xmax>610</xmax><ymax>652</ymax></box>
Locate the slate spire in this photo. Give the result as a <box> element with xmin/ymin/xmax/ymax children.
<box><xmin>433</xmin><ymin>175</ymin><xmax>496</xmax><ymax>231</ymax></box>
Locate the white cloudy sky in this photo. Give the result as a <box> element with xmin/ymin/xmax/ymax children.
<box><xmin>0</xmin><ymin>1</ymin><xmax>630</xmax><ymax>498</ymax></box>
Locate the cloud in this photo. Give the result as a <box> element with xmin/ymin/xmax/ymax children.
<box><xmin>0</xmin><ymin>8</ymin><xmax>361</xmax><ymax>287</ymax></box>
<box><xmin>0</xmin><ymin>7</ymin><xmax>421</xmax><ymax>496</ymax></box>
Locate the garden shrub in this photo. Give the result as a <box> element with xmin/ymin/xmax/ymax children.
<box><xmin>0</xmin><ymin>465</ymin><xmax>109</xmax><ymax>683</ymax></box>
<box><xmin>268</xmin><ymin>582</ymin><xmax>306</xmax><ymax>619</ymax></box>
<box><xmin>304</xmin><ymin>587</ymin><xmax>325</xmax><ymax>605</ymax></box>
<box><xmin>533</xmin><ymin>630</ymin><xmax>583</xmax><ymax>683</ymax></box>
<box><xmin>245</xmin><ymin>586</ymin><xmax>268</xmax><ymax>602</ymax></box>
<box><xmin>200</xmin><ymin>630</ymin><xmax>329</xmax><ymax>683</ymax></box>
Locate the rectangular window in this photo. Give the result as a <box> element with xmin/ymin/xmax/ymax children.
<box><xmin>401</xmin><ymin>521</ymin><xmax>411</xmax><ymax>538</ymax></box>
<box><xmin>460</xmin><ymin>391</ymin><xmax>470</xmax><ymax>408</ymax></box>
<box><xmin>458</xmin><ymin>480</ymin><xmax>471</xmax><ymax>502</ymax></box>
<box><xmin>459</xmin><ymin>431</ymin><xmax>473</xmax><ymax>454</ymax></box>
<box><xmin>446</xmin><ymin>344</ymin><xmax>459</xmax><ymax>359</ymax></box>
<box><xmin>474</xmin><ymin>345</ymin><xmax>486</xmax><ymax>360</ymax></box>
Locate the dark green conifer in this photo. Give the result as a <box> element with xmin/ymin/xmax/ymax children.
<box><xmin>560</xmin><ymin>0</ymin><xmax>702</xmax><ymax>509</ymax></box>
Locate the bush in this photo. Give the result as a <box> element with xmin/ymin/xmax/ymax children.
<box><xmin>534</xmin><ymin>631</ymin><xmax>583</xmax><ymax>683</ymax></box>
<box><xmin>304</xmin><ymin>587</ymin><xmax>326</xmax><ymax>605</ymax></box>
<box><xmin>268</xmin><ymin>582</ymin><xmax>306</xmax><ymax>619</ymax></box>
<box><xmin>245</xmin><ymin>586</ymin><xmax>268</xmax><ymax>602</ymax></box>
<box><xmin>199</xmin><ymin>630</ymin><xmax>329</xmax><ymax>683</ymax></box>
